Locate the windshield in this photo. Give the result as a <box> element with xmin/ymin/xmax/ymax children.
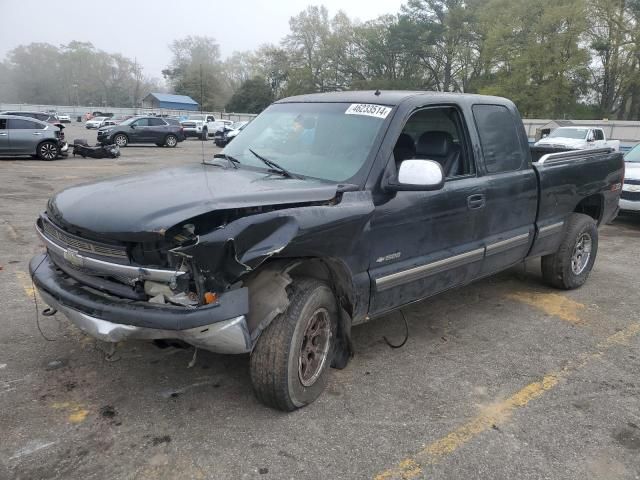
<box><xmin>221</xmin><ymin>102</ymin><xmax>389</xmax><ymax>182</ymax></box>
<box><xmin>549</xmin><ymin>128</ymin><xmax>588</xmax><ymax>139</ymax></box>
<box><xmin>187</xmin><ymin>115</ymin><xmax>204</xmax><ymax>121</ymax></box>
<box><xmin>625</xmin><ymin>144</ymin><xmax>640</xmax><ymax>163</ymax></box>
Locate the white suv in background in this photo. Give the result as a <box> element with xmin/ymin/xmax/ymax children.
<box><xmin>620</xmin><ymin>144</ymin><xmax>640</xmax><ymax>213</ymax></box>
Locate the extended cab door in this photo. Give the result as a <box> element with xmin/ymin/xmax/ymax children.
<box><xmin>368</xmin><ymin>105</ymin><xmax>487</xmax><ymax>315</ymax></box>
<box><xmin>471</xmin><ymin>104</ymin><xmax>537</xmax><ymax>275</ymax></box>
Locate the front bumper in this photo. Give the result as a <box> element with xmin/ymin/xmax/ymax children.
<box><xmin>619</xmin><ymin>198</ymin><xmax>640</xmax><ymax>212</ymax></box>
<box><xmin>182</xmin><ymin>127</ymin><xmax>203</xmax><ymax>137</ymax></box>
<box><xmin>30</xmin><ymin>254</ymin><xmax>252</xmax><ymax>354</ymax></box>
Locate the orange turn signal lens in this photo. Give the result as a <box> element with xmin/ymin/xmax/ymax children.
<box><xmin>203</xmin><ymin>292</ymin><xmax>218</xmax><ymax>304</ymax></box>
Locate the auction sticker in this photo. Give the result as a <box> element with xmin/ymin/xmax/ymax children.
<box><xmin>345</xmin><ymin>104</ymin><xmax>392</xmax><ymax>119</ymax></box>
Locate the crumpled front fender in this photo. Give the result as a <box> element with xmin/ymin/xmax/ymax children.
<box><xmin>176</xmin><ymin>214</ymin><xmax>300</xmax><ymax>292</ymax></box>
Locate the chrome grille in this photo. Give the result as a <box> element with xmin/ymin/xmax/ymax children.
<box><xmin>42</xmin><ymin>219</ymin><xmax>128</xmax><ymax>260</ymax></box>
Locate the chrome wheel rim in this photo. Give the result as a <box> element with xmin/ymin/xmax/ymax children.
<box><xmin>298</xmin><ymin>308</ymin><xmax>331</xmax><ymax>387</ymax></box>
<box><xmin>166</xmin><ymin>136</ymin><xmax>177</xmax><ymax>147</ymax></box>
<box><xmin>571</xmin><ymin>233</ymin><xmax>592</xmax><ymax>275</ymax></box>
<box><xmin>40</xmin><ymin>143</ymin><xmax>57</xmax><ymax>159</ymax></box>
<box><xmin>115</xmin><ymin>135</ymin><xmax>126</xmax><ymax>146</ymax></box>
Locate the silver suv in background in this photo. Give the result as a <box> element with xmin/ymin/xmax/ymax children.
<box><xmin>0</xmin><ymin>115</ymin><xmax>64</xmax><ymax>160</ymax></box>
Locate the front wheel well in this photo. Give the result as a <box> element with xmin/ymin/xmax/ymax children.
<box><xmin>244</xmin><ymin>257</ymin><xmax>356</xmax><ymax>367</ymax></box>
<box><xmin>574</xmin><ymin>194</ymin><xmax>603</xmax><ymax>224</ymax></box>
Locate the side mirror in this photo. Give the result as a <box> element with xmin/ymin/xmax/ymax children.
<box><xmin>383</xmin><ymin>159</ymin><xmax>445</xmax><ymax>192</ymax></box>
<box><xmin>130</xmin><ymin>124</ymin><xmax>136</xmax><ymax>129</ymax></box>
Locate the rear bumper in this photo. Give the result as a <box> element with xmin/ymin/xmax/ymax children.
<box><xmin>30</xmin><ymin>254</ymin><xmax>251</xmax><ymax>354</ymax></box>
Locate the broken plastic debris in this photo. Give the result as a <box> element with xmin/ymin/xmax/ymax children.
<box><xmin>148</xmin><ymin>294</ymin><xmax>166</xmax><ymax>304</ymax></box>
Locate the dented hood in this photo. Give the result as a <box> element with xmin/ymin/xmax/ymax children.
<box><xmin>47</xmin><ymin>163</ymin><xmax>339</xmax><ymax>241</ymax></box>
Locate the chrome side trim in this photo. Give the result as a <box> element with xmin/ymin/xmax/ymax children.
<box><xmin>38</xmin><ymin>289</ymin><xmax>251</xmax><ymax>354</ymax></box>
<box><xmin>538</xmin><ymin>221</ymin><xmax>565</xmax><ymax>238</ymax></box>
<box><xmin>36</xmin><ymin>223</ymin><xmax>187</xmax><ymax>284</ymax></box>
<box><xmin>486</xmin><ymin>233</ymin><xmax>530</xmax><ymax>256</ymax></box>
<box><xmin>376</xmin><ymin>247</ymin><xmax>485</xmax><ymax>292</ymax></box>
<box><xmin>534</xmin><ymin>147</ymin><xmax>612</xmax><ymax>165</ymax></box>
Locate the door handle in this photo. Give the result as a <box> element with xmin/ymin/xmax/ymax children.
<box><xmin>0</xmin><ymin>133</ymin><xmax>7</xmax><ymax>136</ymax></box>
<box><xmin>467</xmin><ymin>194</ymin><xmax>485</xmax><ymax>210</ymax></box>
<box><xmin>32</xmin><ymin>132</ymin><xmax>43</xmax><ymax>135</ymax></box>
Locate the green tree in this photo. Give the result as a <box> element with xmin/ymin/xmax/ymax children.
<box><xmin>162</xmin><ymin>36</ymin><xmax>224</xmax><ymax>110</ymax></box>
<box><xmin>478</xmin><ymin>0</ymin><xmax>589</xmax><ymax>117</ymax></box>
<box><xmin>225</xmin><ymin>77</ymin><xmax>274</xmax><ymax>113</ymax></box>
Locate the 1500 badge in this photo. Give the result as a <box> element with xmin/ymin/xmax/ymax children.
<box><xmin>376</xmin><ymin>252</ymin><xmax>401</xmax><ymax>263</ymax></box>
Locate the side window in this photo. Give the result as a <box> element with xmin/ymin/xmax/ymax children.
<box><xmin>8</xmin><ymin>118</ymin><xmax>43</xmax><ymax>129</ymax></box>
<box><xmin>392</xmin><ymin>106</ymin><xmax>475</xmax><ymax>178</ymax></box>
<box><xmin>0</xmin><ymin>119</ymin><xmax>6</xmax><ymax>129</ymax></box>
<box><xmin>134</xmin><ymin>118</ymin><xmax>150</xmax><ymax>127</ymax></box>
<box><xmin>594</xmin><ymin>129</ymin><xmax>604</xmax><ymax>141</ymax></box>
<box><xmin>148</xmin><ymin>118</ymin><xmax>166</xmax><ymax>126</ymax></box>
<box><xmin>472</xmin><ymin>104</ymin><xmax>523</xmax><ymax>173</ymax></box>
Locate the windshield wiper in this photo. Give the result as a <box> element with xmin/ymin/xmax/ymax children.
<box><xmin>248</xmin><ymin>148</ymin><xmax>302</xmax><ymax>179</ymax></box>
<box><xmin>213</xmin><ymin>153</ymin><xmax>241</xmax><ymax>169</ymax></box>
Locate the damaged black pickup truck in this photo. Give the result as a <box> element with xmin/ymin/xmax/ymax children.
<box><xmin>31</xmin><ymin>91</ymin><xmax>623</xmax><ymax>410</ymax></box>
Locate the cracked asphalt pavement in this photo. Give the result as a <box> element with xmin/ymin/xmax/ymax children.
<box><xmin>1</xmin><ymin>125</ymin><xmax>639</xmax><ymax>479</ymax></box>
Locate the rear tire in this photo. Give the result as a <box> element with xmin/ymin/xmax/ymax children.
<box><xmin>37</xmin><ymin>141</ymin><xmax>58</xmax><ymax>161</ymax></box>
<box><xmin>250</xmin><ymin>278</ymin><xmax>337</xmax><ymax>411</ymax></box>
<box><xmin>164</xmin><ymin>134</ymin><xmax>178</xmax><ymax>147</ymax></box>
<box><xmin>541</xmin><ymin>213</ymin><xmax>598</xmax><ymax>290</ymax></box>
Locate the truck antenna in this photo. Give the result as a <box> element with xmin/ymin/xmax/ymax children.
<box><xmin>200</xmin><ymin>63</ymin><xmax>205</xmax><ymax>165</ymax></box>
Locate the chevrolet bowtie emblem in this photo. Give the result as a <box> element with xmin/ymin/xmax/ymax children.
<box><xmin>64</xmin><ymin>248</ymin><xmax>84</xmax><ymax>267</ymax></box>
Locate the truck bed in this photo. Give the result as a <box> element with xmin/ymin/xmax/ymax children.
<box><xmin>528</xmin><ymin>147</ymin><xmax>624</xmax><ymax>258</ymax></box>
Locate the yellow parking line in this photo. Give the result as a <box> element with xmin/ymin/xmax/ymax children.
<box><xmin>15</xmin><ymin>271</ymin><xmax>35</xmax><ymax>298</ymax></box>
<box><xmin>505</xmin><ymin>291</ymin><xmax>585</xmax><ymax>324</ymax></box>
<box><xmin>373</xmin><ymin>322</ymin><xmax>640</xmax><ymax>480</ymax></box>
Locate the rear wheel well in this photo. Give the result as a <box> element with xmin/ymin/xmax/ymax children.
<box><xmin>574</xmin><ymin>194</ymin><xmax>603</xmax><ymax>224</ymax></box>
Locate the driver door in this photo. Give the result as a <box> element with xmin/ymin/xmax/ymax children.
<box><xmin>368</xmin><ymin>106</ymin><xmax>486</xmax><ymax>315</ymax></box>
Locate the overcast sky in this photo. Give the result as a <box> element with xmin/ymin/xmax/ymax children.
<box><xmin>1</xmin><ymin>0</ymin><xmax>405</xmax><ymax>80</ymax></box>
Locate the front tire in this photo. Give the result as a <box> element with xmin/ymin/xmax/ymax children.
<box><xmin>113</xmin><ymin>134</ymin><xmax>128</xmax><ymax>147</ymax></box>
<box><xmin>541</xmin><ymin>213</ymin><xmax>598</xmax><ymax>290</ymax></box>
<box><xmin>37</xmin><ymin>141</ymin><xmax>58</xmax><ymax>161</ymax></box>
<box><xmin>250</xmin><ymin>278</ymin><xmax>337</xmax><ymax>411</ymax></box>
<box><xmin>164</xmin><ymin>134</ymin><xmax>178</xmax><ymax>147</ymax></box>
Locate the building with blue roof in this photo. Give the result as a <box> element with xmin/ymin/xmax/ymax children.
<box><xmin>142</xmin><ymin>93</ymin><xmax>199</xmax><ymax>111</ymax></box>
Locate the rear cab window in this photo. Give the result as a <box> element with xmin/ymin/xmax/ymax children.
<box><xmin>472</xmin><ymin>104</ymin><xmax>524</xmax><ymax>173</ymax></box>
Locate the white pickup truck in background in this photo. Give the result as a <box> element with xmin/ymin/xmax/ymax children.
<box><xmin>180</xmin><ymin>114</ymin><xmax>218</xmax><ymax>139</ymax></box>
<box><xmin>535</xmin><ymin>126</ymin><xmax>620</xmax><ymax>151</ymax></box>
